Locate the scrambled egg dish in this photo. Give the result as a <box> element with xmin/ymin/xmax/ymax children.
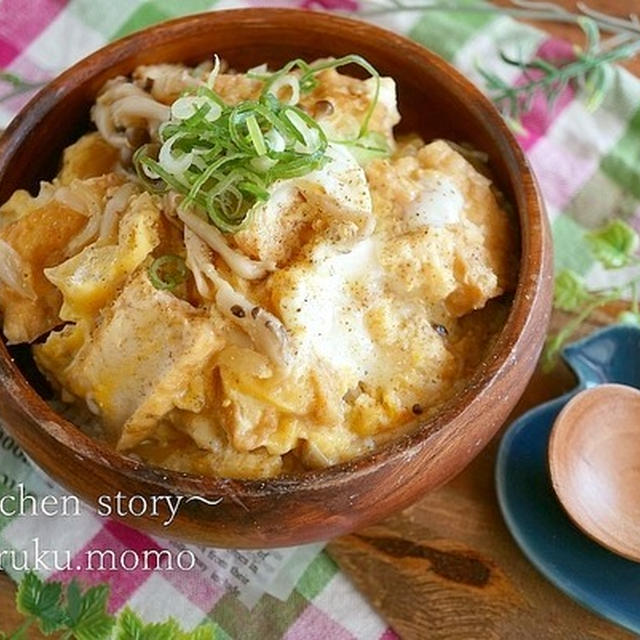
<box><xmin>0</xmin><ymin>57</ymin><xmax>517</xmax><ymax>478</ymax></box>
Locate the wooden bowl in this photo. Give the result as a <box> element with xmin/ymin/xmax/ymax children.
<box><xmin>549</xmin><ymin>383</ymin><xmax>640</xmax><ymax>562</ymax></box>
<box><xmin>0</xmin><ymin>9</ymin><xmax>552</xmax><ymax>548</ymax></box>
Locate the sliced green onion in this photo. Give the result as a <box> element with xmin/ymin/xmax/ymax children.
<box><xmin>172</xmin><ymin>96</ymin><xmax>222</xmax><ymax>123</ymax></box>
<box><xmin>283</xmin><ymin>107</ymin><xmax>324</xmax><ymax>152</ymax></box>
<box><xmin>340</xmin><ymin>131</ymin><xmax>391</xmax><ymax>164</ymax></box>
<box><xmin>260</xmin><ymin>58</ymin><xmax>313</xmax><ymax>94</ymax></box>
<box><xmin>141</xmin><ymin>161</ymin><xmax>160</xmax><ymax>180</ymax></box>
<box><xmin>139</xmin><ymin>156</ymin><xmax>187</xmax><ymax>194</ymax></box>
<box><xmin>251</xmin><ymin>155</ymin><xmax>277</xmax><ymax>172</ymax></box>
<box><xmin>261</xmin><ymin>54</ymin><xmax>381</xmax><ymax>140</ymax></box>
<box><xmin>265</xmin><ymin>128</ymin><xmax>285</xmax><ymax>152</ymax></box>
<box><xmin>239</xmin><ymin>181</ymin><xmax>270</xmax><ymax>201</ymax></box>
<box><xmin>186</xmin><ymin>153</ymin><xmax>244</xmax><ymax>203</ymax></box>
<box><xmin>202</xmin><ymin>99</ymin><xmax>223</xmax><ymax>123</ymax></box>
<box><xmin>133</xmin><ymin>145</ymin><xmax>164</xmax><ymax>191</ymax></box>
<box><xmin>267</xmin><ymin>74</ymin><xmax>300</xmax><ymax>106</ymax></box>
<box><xmin>148</xmin><ymin>254</ymin><xmax>189</xmax><ymax>291</ymax></box>
<box><xmin>247</xmin><ymin>62</ymin><xmax>268</xmax><ymax>76</ymax></box>
<box><xmin>171</xmin><ymin>96</ymin><xmax>199</xmax><ymax>120</ymax></box>
<box><xmin>246</xmin><ymin>114</ymin><xmax>267</xmax><ymax>156</ymax></box>
<box><xmin>195</xmin><ymin>84</ymin><xmax>226</xmax><ymax>107</ymax></box>
<box><xmin>131</xmin><ymin>54</ymin><xmax>382</xmax><ymax>234</ymax></box>
<box><xmin>159</xmin><ymin>133</ymin><xmax>194</xmax><ymax>175</ymax></box>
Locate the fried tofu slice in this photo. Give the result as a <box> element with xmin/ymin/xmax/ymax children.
<box><xmin>0</xmin><ymin>174</ymin><xmax>125</xmax><ymax>343</ymax></box>
<box><xmin>233</xmin><ymin>144</ymin><xmax>373</xmax><ymax>266</ymax></box>
<box><xmin>232</xmin><ymin>183</ymin><xmax>312</xmax><ymax>266</ymax></box>
<box><xmin>44</xmin><ymin>191</ymin><xmax>159</xmax><ymax>324</ymax></box>
<box><xmin>0</xmin><ymin>201</ymin><xmax>87</xmax><ymax>343</ymax></box>
<box><xmin>0</xmin><ymin>187</ymin><xmax>49</xmax><ymax>230</ymax></box>
<box><xmin>36</xmin><ymin>271</ymin><xmax>223</xmax><ymax>450</ymax></box>
<box><xmin>58</xmin><ymin>132</ymin><xmax>120</xmax><ymax>184</ymax></box>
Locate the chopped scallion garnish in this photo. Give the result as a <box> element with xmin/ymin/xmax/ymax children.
<box><xmin>246</xmin><ymin>114</ymin><xmax>268</xmax><ymax>156</ymax></box>
<box><xmin>133</xmin><ymin>55</ymin><xmax>384</xmax><ymax>233</ymax></box>
<box><xmin>148</xmin><ymin>254</ymin><xmax>189</xmax><ymax>291</ymax></box>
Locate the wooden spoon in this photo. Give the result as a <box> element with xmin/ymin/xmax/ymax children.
<box><xmin>549</xmin><ymin>383</ymin><xmax>640</xmax><ymax>562</ymax></box>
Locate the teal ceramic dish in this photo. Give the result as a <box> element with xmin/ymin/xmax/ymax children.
<box><xmin>496</xmin><ymin>325</ymin><xmax>640</xmax><ymax>634</ymax></box>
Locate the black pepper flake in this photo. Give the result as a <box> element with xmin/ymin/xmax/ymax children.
<box><xmin>231</xmin><ymin>305</ymin><xmax>246</xmax><ymax>318</ymax></box>
<box><xmin>251</xmin><ymin>306</ymin><xmax>260</xmax><ymax>319</ymax></box>
<box><xmin>412</xmin><ymin>404</ymin><xmax>424</xmax><ymax>415</ymax></box>
<box><xmin>432</xmin><ymin>323</ymin><xmax>449</xmax><ymax>337</ymax></box>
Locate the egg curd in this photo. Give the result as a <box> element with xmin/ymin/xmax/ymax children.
<box><xmin>0</xmin><ymin>57</ymin><xmax>517</xmax><ymax>478</ymax></box>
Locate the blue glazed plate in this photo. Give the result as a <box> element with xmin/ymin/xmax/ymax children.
<box><xmin>496</xmin><ymin>325</ymin><xmax>640</xmax><ymax>634</ymax></box>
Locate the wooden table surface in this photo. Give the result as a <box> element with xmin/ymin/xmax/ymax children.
<box><xmin>1</xmin><ymin>1</ymin><xmax>639</xmax><ymax>638</ymax></box>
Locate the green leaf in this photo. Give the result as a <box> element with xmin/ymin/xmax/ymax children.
<box><xmin>141</xmin><ymin>621</ymin><xmax>181</xmax><ymax>640</ymax></box>
<box><xmin>115</xmin><ymin>608</ymin><xmax>181</xmax><ymax>640</ymax></box>
<box><xmin>15</xmin><ymin>572</ymin><xmax>67</xmax><ymax>634</ymax></box>
<box><xmin>527</xmin><ymin>58</ymin><xmax>558</xmax><ymax>74</ymax></box>
<box><xmin>618</xmin><ymin>310</ymin><xmax>640</xmax><ymax>327</ymax></box>
<box><xmin>0</xmin><ymin>71</ymin><xmax>25</xmax><ymax>87</ymax></box>
<box><xmin>542</xmin><ymin>333</ymin><xmax>562</xmax><ymax>367</ymax></box>
<box><xmin>115</xmin><ymin>609</ymin><xmax>216</xmax><ymax>640</ymax></box>
<box><xmin>65</xmin><ymin>583</ymin><xmax>114</xmax><ymax>640</ymax></box>
<box><xmin>115</xmin><ymin>608</ymin><xmax>144</xmax><ymax>639</ymax></box>
<box><xmin>504</xmin><ymin>116</ymin><xmax>526</xmax><ymax>135</ymax></box>
<box><xmin>586</xmin><ymin>220</ymin><xmax>639</xmax><ymax>268</ymax></box>
<box><xmin>65</xmin><ymin>580</ymin><xmax>83</xmax><ymax>624</ymax></box>
<box><xmin>115</xmin><ymin>608</ymin><xmax>175</xmax><ymax>640</ymax></box>
<box><xmin>584</xmin><ymin>64</ymin><xmax>612</xmax><ymax>111</ymax></box>
<box><xmin>553</xmin><ymin>269</ymin><xmax>591</xmax><ymax>311</ymax></box>
<box><xmin>11</xmin><ymin>575</ymin><xmax>212</xmax><ymax>640</ymax></box>
<box><xmin>182</xmin><ymin>625</ymin><xmax>216</xmax><ymax>640</ymax></box>
<box><xmin>474</xmin><ymin>62</ymin><xmax>507</xmax><ymax>91</ymax></box>
<box><xmin>577</xmin><ymin>17</ymin><xmax>600</xmax><ymax>55</ymax></box>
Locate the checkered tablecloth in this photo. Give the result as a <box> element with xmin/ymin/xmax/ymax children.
<box><xmin>0</xmin><ymin>1</ymin><xmax>639</xmax><ymax>638</ymax></box>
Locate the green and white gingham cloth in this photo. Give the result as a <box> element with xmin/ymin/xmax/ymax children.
<box><xmin>0</xmin><ymin>1</ymin><xmax>639</xmax><ymax>638</ymax></box>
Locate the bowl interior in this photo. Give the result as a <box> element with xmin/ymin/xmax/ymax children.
<box><xmin>0</xmin><ymin>9</ymin><xmax>540</xmax><ymax>495</ymax></box>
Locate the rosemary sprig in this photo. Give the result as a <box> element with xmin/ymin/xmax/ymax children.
<box><xmin>363</xmin><ymin>0</ymin><xmax>640</xmax><ymax>38</ymax></box>
<box><xmin>4</xmin><ymin>2</ymin><xmax>640</xmax><ymax>118</ymax></box>
<box><xmin>0</xmin><ymin>72</ymin><xmax>44</xmax><ymax>104</ymax></box>
<box><xmin>362</xmin><ymin>1</ymin><xmax>640</xmax><ymax>119</ymax></box>
<box><xmin>477</xmin><ymin>18</ymin><xmax>640</xmax><ymax>117</ymax></box>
